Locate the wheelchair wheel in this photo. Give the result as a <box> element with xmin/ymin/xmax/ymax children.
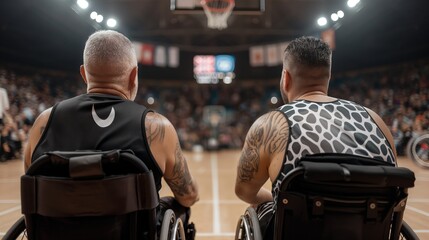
<box><xmin>159</xmin><ymin>209</ymin><xmax>185</xmax><ymax>240</ymax></box>
<box><xmin>235</xmin><ymin>207</ymin><xmax>262</xmax><ymax>240</ymax></box>
<box><xmin>399</xmin><ymin>221</ymin><xmax>420</xmax><ymax>240</ymax></box>
<box><xmin>2</xmin><ymin>217</ymin><xmax>27</xmax><ymax>240</ymax></box>
<box><xmin>406</xmin><ymin>133</ymin><xmax>429</xmax><ymax>168</ymax></box>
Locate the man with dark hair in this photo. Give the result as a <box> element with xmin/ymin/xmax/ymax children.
<box><xmin>235</xmin><ymin>36</ymin><xmax>396</xmax><ymax>238</ymax></box>
<box><xmin>24</xmin><ymin>30</ymin><xmax>199</xmax><ymax>238</ymax></box>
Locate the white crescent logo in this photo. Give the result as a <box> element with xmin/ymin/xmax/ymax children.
<box><xmin>91</xmin><ymin>105</ymin><xmax>115</xmax><ymax>128</ymax></box>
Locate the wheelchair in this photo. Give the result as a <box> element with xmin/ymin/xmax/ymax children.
<box><xmin>3</xmin><ymin>150</ymin><xmax>186</xmax><ymax>240</ymax></box>
<box><xmin>235</xmin><ymin>154</ymin><xmax>420</xmax><ymax>240</ymax></box>
<box><xmin>406</xmin><ymin>132</ymin><xmax>429</xmax><ymax>169</ymax></box>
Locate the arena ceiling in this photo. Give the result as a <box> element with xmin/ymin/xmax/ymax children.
<box><xmin>0</xmin><ymin>0</ymin><xmax>428</xmax><ymax>76</ymax></box>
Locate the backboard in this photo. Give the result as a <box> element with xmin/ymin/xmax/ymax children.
<box><xmin>171</xmin><ymin>0</ymin><xmax>265</xmax><ymax>14</ymax></box>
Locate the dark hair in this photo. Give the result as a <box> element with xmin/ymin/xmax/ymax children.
<box><xmin>283</xmin><ymin>36</ymin><xmax>331</xmax><ymax>68</ymax></box>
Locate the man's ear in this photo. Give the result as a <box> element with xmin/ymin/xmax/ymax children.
<box><xmin>80</xmin><ymin>65</ymin><xmax>88</xmax><ymax>84</ymax></box>
<box><xmin>128</xmin><ymin>66</ymin><xmax>138</xmax><ymax>89</ymax></box>
<box><xmin>284</xmin><ymin>69</ymin><xmax>292</xmax><ymax>91</ymax></box>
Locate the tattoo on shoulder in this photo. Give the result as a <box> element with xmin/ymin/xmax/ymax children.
<box><xmin>262</xmin><ymin>112</ymin><xmax>288</xmax><ymax>154</ymax></box>
<box><xmin>165</xmin><ymin>142</ymin><xmax>193</xmax><ymax>196</ymax></box>
<box><xmin>145</xmin><ymin>113</ymin><xmax>166</xmax><ymax>146</ymax></box>
<box><xmin>238</xmin><ymin>112</ymin><xmax>288</xmax><ymax>182</ymax></box>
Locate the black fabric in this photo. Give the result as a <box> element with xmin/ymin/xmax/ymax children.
<box><xmin>270</xmin><ymin>157</ymin><xmax>415</xmax><ymax>240</ymax></box>
<box><xmin>21</xmin><ymin>172</ymin><xmax>158</xmax><ymax>217</ymax></box>
<box><xmin>32</xmin><ymin>93</ymin><xmax>163</xmax><ymax>190</ymax></box>
<box><xmin>300</xmin><ymin>161</ymin><xmax>415</xmax><ymax>188</ymax></box>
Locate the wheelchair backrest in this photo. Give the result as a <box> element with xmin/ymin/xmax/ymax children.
<box><xmin>273</xmin><ymin>153</ymin><xmax>415</xmax><ymax>240</ymax></box>
<box><xmin>21</xmin><ymin>149</ymin><xmax>159</xmax><ymax>240</ymax></box>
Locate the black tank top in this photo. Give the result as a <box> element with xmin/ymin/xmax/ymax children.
<box><xmin>32</xmin><ymin>93</ymin><xmax>163</xmax><ymax>190</ymax></box>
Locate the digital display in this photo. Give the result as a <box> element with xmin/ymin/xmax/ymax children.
<box><xmin>194</xmin><ymin>55</ymin><xmax>235</xmax><ymax>84</ymax></box>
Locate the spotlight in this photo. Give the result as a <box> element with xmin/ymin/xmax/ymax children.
<box><xmin>317</xmin><ymin>17</ymin><xmax>327</xmax><ymax>26</ymax></box>
<box><xmin>76</xmin><ymin>0</ymin><xmax>88</xmax><ymax>9</ymax></box>
<box><xmin>337</xmin><ymin>10</ymin><xmax>344</xmax><ymax>18</ymax></box>
<box><xmin>106</xmin><ymin>18</ymin><xmax>117</xmax><ymax>28</ymax></box>
<box><xmin>347</xmin><ymin>0</ymin><xmax>360</xmax><ymax>8</ymax></box>
<box><xmin>90</xmin><ymin>11</ymin><xmax>97</xmax><ymax>20</ymax></box>
<box><xmin>331</xmin><ymin>13</ymin><xmax>339</xmax><ymax>21</ymax></box>
<box><xmin>96</xmin><ymin>14</ymin><xmax>104</xmax><ymax>23</ymax></box>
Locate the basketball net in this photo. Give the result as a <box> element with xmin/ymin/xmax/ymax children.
<box><xmin>201</xmin><ymin>0</ymin><xmax>235</xmax><ymax>30</ymax></box>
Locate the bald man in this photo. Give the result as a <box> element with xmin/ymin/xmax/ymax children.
<box><xmin>24</xmin><ymin>30</ymin><xmax>199</xmax><ymax>238</ymax></box>
<box><xmin>235</xmin><ymin>36</ymin><xmax>397</xmax><ymax>238</ymax></box>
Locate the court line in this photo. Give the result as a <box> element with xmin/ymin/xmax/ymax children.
<box><xmin>408</xmin><ymin>198</ymin><xmax>429</xmax><ymax>203</ymax></box>
<box><xmin>414</xmin><ymin>230</ymin><xmax>429</xmax><ymax>233</ymax></box>
<box><xmin>0</xmin><ymin>200</ymin><xmax>20</xmax><ymax>204</ymax></box>
<box><xmin>406</xmin><ymin>205</ymin><xmax>429</xmax><ymax>217</ymax></box>
<box><xmin>210</xmin><ymin>152</ymin><xmax>221</xmax><ymax>234</ymax></box>
<box><xmin>197</xmin><ymin>232</ymin><xmax>235</xmax><ymax>237</ymax></box>
<box><xmin>0</xmin><ymin>179</ymin><xmax>19</xmax><ymax>183</ymax></box>
<box><xmin>0</xmin><ymin>206</ymin><xmax>21</xmax><ymax>216</ymax></box>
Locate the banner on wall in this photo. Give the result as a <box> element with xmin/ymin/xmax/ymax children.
<box><xmin>168</xmin><ymin>46</ymin><xmax>180</xmax><ymax>68</ymax></box>
<box><xmin>265</xmin><ymin>44</ymin><xmax>280</xmax><ymax>66</ymax></box>
<box><xmin>321</xmin><ymin>28</ymin><xmax>336</xmax><ymax>50</ymax></box>
<box><xmin>140</xmin><ymin>44</ymin><xmax>154</xmax><ymax>65</ymax></box>
<box><xmin>249</xmin><ymin>46</ymin><xmax>265</xmax><ymax>67</ymax></box>
<box><xmin>154</xmin><ymin>46</ymin><xmax>167</xmax><ymax>67</ymax></box>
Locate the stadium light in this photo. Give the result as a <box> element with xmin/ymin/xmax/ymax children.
<box><xmin>76</xmin><ymin>0</ymin><xmax>89</xmax><ymax>9</ymax></box>
<box><xmin>107</xmin><ymin>18</ymin><xmax>117</xmax><ymax>28</ymax></box>
<box><xmin>331</xmin><ymin>13</ymin><xmax>339</xmax><ymax>21</ymax></box>
<box><xmin>96</xmin><ymin>14</ymin><xmax>104</xmax><ymax>23</ymax></box>
<box><xmin>147</xmin><ymin>97</ymin><xmax>155</xmax><ymax>105</ymax></box>
<box><xmin>347</xmin><ymin>0</ymin><xmax>360</xmax><ymax>8</ymax></box>
<box><xmin>223</xmin><ymin>76</ymin><xmax>232</xmax><ymax>84</ymax></box>
<box><xmin>271</xmin><ymin>96</ymin><xmax>278</xmax><ymax>105</ymax></box>
<box><xmin>337</xmin><ymin>10</ymin><xmax>344</xmax><ymax>18</ymax></box>
<box><xmin>90</xmin><ymin>11</ymin><xmax>98</xmax><ymax>20</ymax></box>
<box><xmin>317</xmin><ymin>17</ymin><xmax>327</xmax><ymax>26</ymax></box>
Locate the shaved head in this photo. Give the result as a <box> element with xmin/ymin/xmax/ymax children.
<box><xmin>83</xmin><ymin>30</ymin><xmax>137</xmax><ymax>76</ymax></box>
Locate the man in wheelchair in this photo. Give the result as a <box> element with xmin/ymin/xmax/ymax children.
<box><xmin>235</xmin><ymin>36</ymin><xmax>402</xmax><ymax>239</ymax></box>
<box><xmin>22</xmin><ymin>30</ymin><xmax>199</xmax><ymax>239</ymax></box>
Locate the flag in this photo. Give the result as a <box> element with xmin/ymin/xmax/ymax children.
<box><xmin>278</xmin><ymin>41</ymin><xmax>290</xmax><ymax>64</ymax></box>
<box><xmin>140</xmin><ymin>43</ymin><xmax>154</xmax><ymax>65</ymax></box>
<box><xmin>154</xmin><ymin>46</ymin><xmax>167</xmax><ymax>67</ymax></box>
<box><xmin>265</xmin><ymin>44</ymin><xmax>280</xmax><ymax>66</ymax></box>
<box><xmin>249</xmin><ymin>46</ymin><xmax>264</xmax><ymax>67</ymax></box>
<box><xmin>132</xmin><ymin>42</ymin><xmax>142</xmax><ymax>63</ymax></box>
<box><xmin>321</xmin><ymin>28</ymin><xmax>336</xmax><ymax>50</ymax></box>
<box><xmin>168</xmin><ymin>46</ymin><xmax>180</xmax><ymax>68</ymax></box>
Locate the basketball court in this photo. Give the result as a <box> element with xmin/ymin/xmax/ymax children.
<box><xmin>1</xmin><ymin>151</ymin><xmax>428</xmax><ymax>239</ymax></box>
<box><xmin>0</xmin><ymin>0</ymin><xmax>428</xmax><ymax>239</ymax></box>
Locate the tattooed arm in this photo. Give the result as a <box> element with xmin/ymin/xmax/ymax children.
<box><xmin>24</xmin><ymin>108</ymin><xmax>52</xmax><ymax>171</ymax></box>
<box><xmin>145</xmin><ymin>112</ymin><xmax>199</xmax><ymax>207</ymax></box>
<box><xmin>235</xmin><ymin>111</ymin><xmax>288</xmax><ymax>206</ymax></box>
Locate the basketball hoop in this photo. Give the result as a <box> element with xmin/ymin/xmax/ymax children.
<box><xmin>201</xmin><ymin>0</ymin><xmax>235</xmax><ymax>30</ymax></box>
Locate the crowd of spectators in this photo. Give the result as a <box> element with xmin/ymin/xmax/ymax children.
<box><xmin>0</xmin><ymin>58</ymin><xmax>428</xmax><ymax>161</ymax></box>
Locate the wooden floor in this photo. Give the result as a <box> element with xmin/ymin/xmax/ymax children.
<box><xmin>1</xmin><ymin>150</ymin><xmax>428</xmax><ymax>239</ymax></box>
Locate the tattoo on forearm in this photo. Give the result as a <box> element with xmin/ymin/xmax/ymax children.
<box><xmin>145</xmin><ymin>114</ymin><xmax>166</xmax><ymax>146</ymax></box>
<box><xmin>165</xmin><ymin>142</ymin><xmax>193</xmax><ymax>196</ymax></box>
